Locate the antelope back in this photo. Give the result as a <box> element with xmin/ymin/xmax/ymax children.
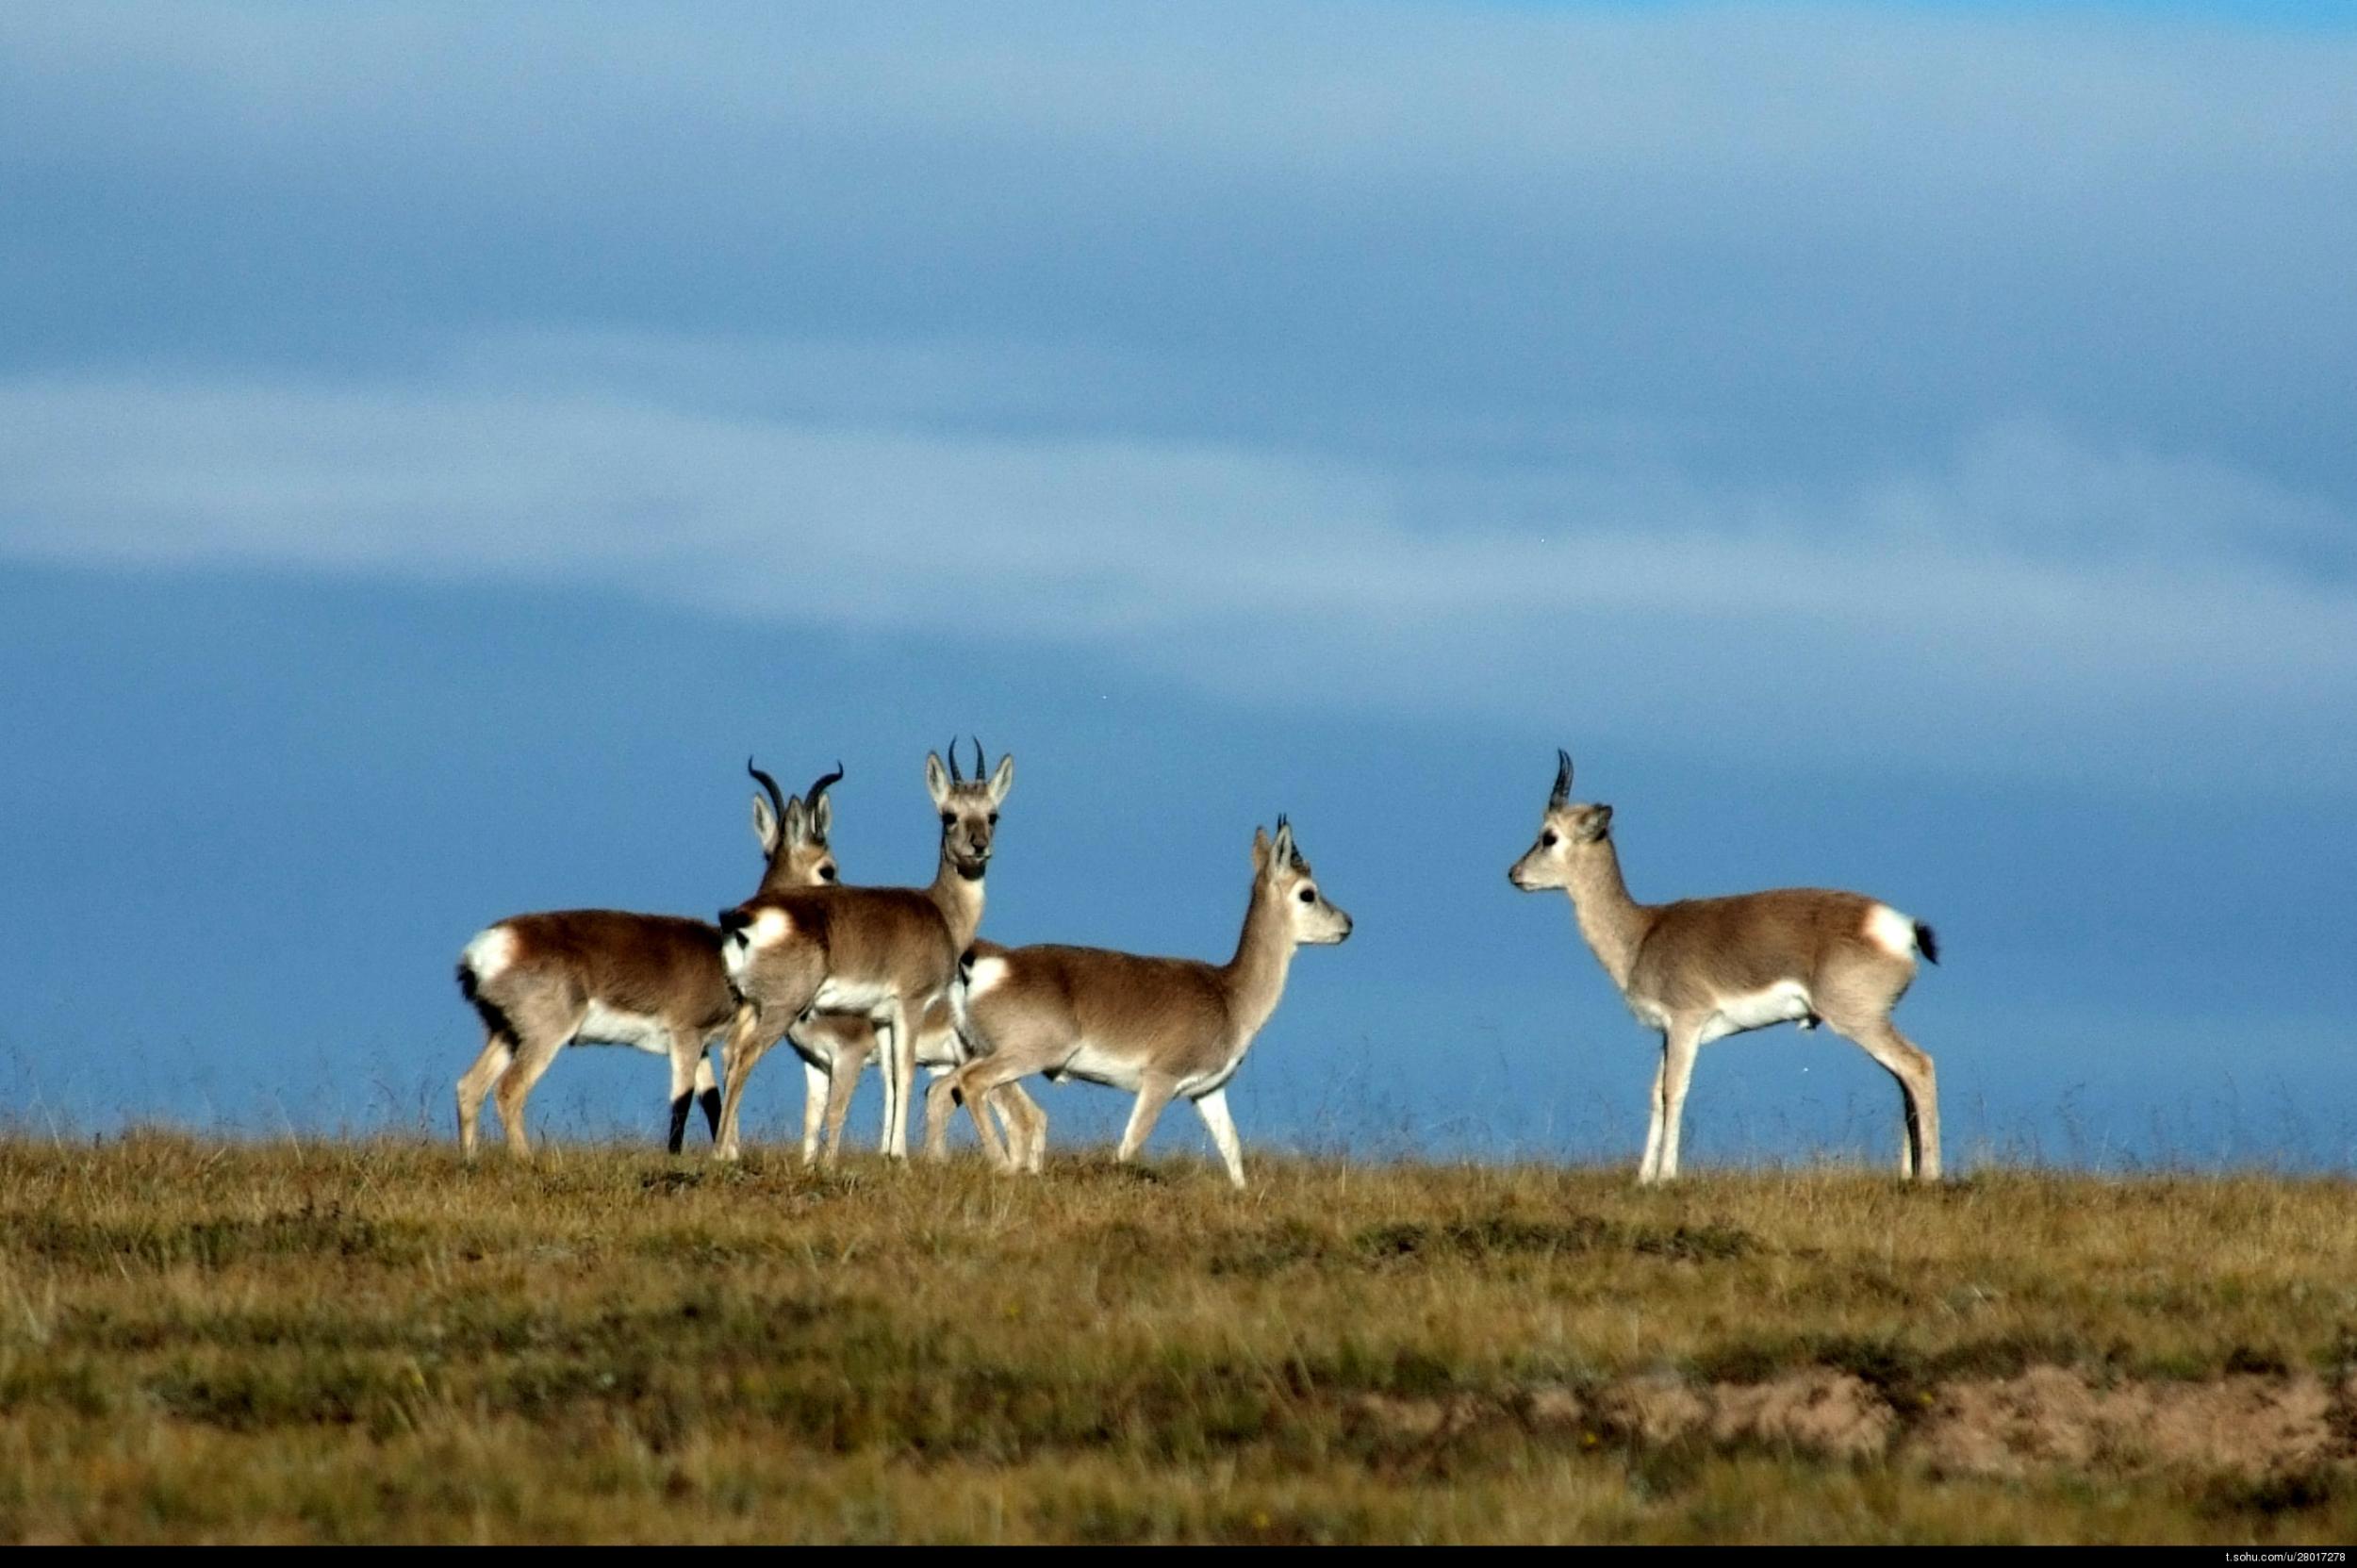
<box><xmin>466</xmin><ymin>911</ymin><xmax>735</xmax><ymax>1032</ymax></box>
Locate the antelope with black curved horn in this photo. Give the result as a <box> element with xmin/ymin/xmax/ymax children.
<box><xmin>783</xmin><ymin>741</ymin><xmax>1042</xmax><ymax>1165</ymax></box>
<box><xmin>1508</xmin><ymin>751</ymin><xmax>1942</xmax><ymax>1183</ymax></box>
<box><xmin>714</xmin><ymin>740</ymin><xmax>1015</xmax><ymax>1162</ymax></box>
<box><xmin>453</xmin><ymin>761</ymin><xmax>844</xmax><ymax>1158</ymax></box>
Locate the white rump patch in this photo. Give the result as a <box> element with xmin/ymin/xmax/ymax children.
<box><xmin>461</xmin><ymin>925</ymin><xmax>517</xmax><ymax>983</ymax></box>
<box><xmin>1864</xmin><ymin>904</ymin><xmax>1919</xmax><ymax>959</ymax></box>
<box><xmin>965</xmin><ymin>955</ymin><xmax>1010</xmax><ymax>999</ymax></box>
<box><xmin>577</xmin><ymin>1000</ymin><xmax>672</xmax><ymax>1056</ymax></box>
<box><xmin>746</xmin><ymin>907</ymin><xmax>795</xmax><ymax>948</ymax></box>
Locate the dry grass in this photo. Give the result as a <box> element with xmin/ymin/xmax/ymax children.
<box><xmin>3</xmin><ymin>1132</ymin><xmax>2356</xmax><ymax>1543</ymax></box>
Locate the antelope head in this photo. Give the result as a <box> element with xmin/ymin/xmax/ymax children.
<box><xmin>925</xmin><ymin>736</ymin><xmax>1014</xmax><ymax>882</ymax></box>
<box><xmin>1255</xmin><ymin>816</ymin><xmax>1353</xmax><ymax>945</ymax></box>
<box><xmin>1508</xmin><ymin>749</ymin><xmax>1613</xmax><ymax>892</ymax></box>
<box><xmin>749</xmin><ymin>758</ymin><xmax>843</xmax><ymax>892</ymax></box>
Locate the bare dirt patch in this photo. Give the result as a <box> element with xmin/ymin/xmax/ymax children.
<box><xmin>1357</xmin><ymin>1371</ymin><xmax>1892</xmax><ymax>1460</ymax></box>
<box><xmin>1355</xmin><ymin>1368</ymin><xmax>2352</xmax><ymax>1479</ymax></box>
<box><xmin>1914</xmin><ymin>1368</ymin><xmax>2344</xmax><ymax>1480</ymax></box>
<box><xmin>1712</xmin><ymin>1370</ymin><xmax>1897</xmax><ymax>1459</ymax></box>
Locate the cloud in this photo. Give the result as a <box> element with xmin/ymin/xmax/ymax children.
<box><xmin>7</xmin><ymin>350</ymin><xmax>2352</xmax><ymax>793</ymax></box>
<box><xmin>4</xmin><ymin>6</ymin><xmax>2352</xmax><ymax>794</ymax></box>
<box><xmin>4</xmin><ymin>5</ymin><xmax>2353</xmax><ymax>491</ymax></box>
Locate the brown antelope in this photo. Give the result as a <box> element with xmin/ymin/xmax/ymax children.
<box><xmin>453</xmin><ymin>761</ymin><xmax>842</xmax><ymax>1159</ymax></box>
<box><xmin>782</xmin><ymin>750</ymin><xmax>1040</xmax><ymax>1166</ymax></box>
<box><xmin>927</xmin><ymin>817</ymin><xmax>1351</xmax><ymax>1189</ymax></box>
<box><xmin>714</xmin><ymin>741</ymin><xmax>1014</xmax><ymax>1162</ymax></box>
<box><xmin>775</xmin><ymin>981</ymin><xmax>1038</xmax><ymax>1165</ymax></box>
<box><xmin>1508</xmin><ymin>751</ymin><xmax>1941</xmax><ymax>1183</ymax></box>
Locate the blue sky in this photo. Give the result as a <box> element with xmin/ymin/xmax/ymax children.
<box><xmin>3</xmin><ymin>3</ymin><xmax>2352</xmax><ymax>1169</ymax></box>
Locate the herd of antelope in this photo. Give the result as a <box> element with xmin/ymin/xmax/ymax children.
<box><xmin>455</xmin><ymin>744</ymin><xmax>1941</xmax><ymax>1187</ymax></box>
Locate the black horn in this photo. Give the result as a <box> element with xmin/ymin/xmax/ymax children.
<box><xmin>805</xmin><ymin>762</ymin><xmax>844</xmax><ymax>809</ymax></box>
<box><xmin>946</xmin><ymin>735</ymin><xmax>963</xmax><ymax>783</ymax></box>
<box><xmin>748</xmin><ymin>756</ymin><xmax>789</xmax><ymax>824</ymax></box>
<box><xmin>1550</xmin><ymin>749</ymin><xmax>1574</xmax><ymax>806</ymax></box>
<box><xmin>969</xmin><ymin>735</ymin><xmax>986</xmax><ymax>780</ymax></box>
<box><xmin>1276</xmin><ymin>812</ymin><xmax>1304</xmax><ymax>868</ymax></box>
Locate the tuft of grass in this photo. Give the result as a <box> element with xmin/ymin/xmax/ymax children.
<box><xmin>0</xmin><ymin>1137</ymin><xmax>2354</xmax><ymax>1542</ymax></box>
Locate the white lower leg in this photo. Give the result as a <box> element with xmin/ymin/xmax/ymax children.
<box><xmin>870</xmin><ymin>1007</ymin><xmax>914</xmax><ymax>1160</ymax></box>
<box><xmin>800</xmin><ymin>1055</ymin><xmax>829</xmax><ymax>1164</ymax></box>
<box><xmin>1194</xmin><ymin>1089</ymin><xmax>1246</xmax><ymax>1189</ymax></box>
<box><xmin>1655</xmin><ymin>1032</ymin><xmax>1699</xmax><ymax>1182</ymax></box>
<box><xmin>1638</xmin><ymin>1050</ymin><xmax>1666</xmax><ymax>1182</ymax></box>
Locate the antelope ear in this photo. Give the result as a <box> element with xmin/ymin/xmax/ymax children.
<box><xmin>1584</xmin><ymin>804</ymin><xmax>1614</xmax><ymax>841</ymax></box>
<box><xmin>987</xmin><ymin>752</ymin><xmax>1015</xmax><ymax>805</ymax></box>
<box><xmin>924</xmin><ymin>751</ymin><xmax>950</xmax><ymax>808</ymax></box>
<box><xmin>751</xmin><ymin>792</ymin><xmax>780</xmax><ymax>854</ymax></box>
<box><xmin>1251</xmin><ymin>826</ymin><xmax>1273</xmax><ymax>873</ymax></box>
<box><xmin>1270</xmin><ymin>819</ymin><xmax>1296</xmax><ymax>870</ymax></box>
<box><xmin>810</xmin><ymin>791</ymin><xmax>832</xmax><ymax>843</ymax></box>
<box><xmin>782</xmin><ymin>796</ymin><xmax>810</xmax><ymax>847</ymax></box>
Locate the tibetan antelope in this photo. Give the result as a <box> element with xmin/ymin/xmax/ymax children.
<box><xmin>927</xmin><ymin>817</ymin><xmax>1351</xmax><ymax>1189</ymax></box>
<box><xmin>775</xmin><ymin>971</ymin><xmax>1041</xmax><ymax>1167</ymax></box>
<box><xmin>1508</xmin><ymin>751</ymin><xmax>1941</xmax><ymax>1183</ymax></box>
<box><xmin>780</xmin><ymin>748</ymin><xmax>1040</xmax><ymax>1166</ymax></box>
<box><xmin>714</xmin><ymin>741</ymin><xmax>1015</xmax><ymax>1162</ymax></box>
<box><xmin>453</xmin><ymin>761</ymin><xmax>842</xmax><ymax>1159</ymax></box>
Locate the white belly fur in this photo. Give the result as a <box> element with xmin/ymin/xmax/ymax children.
<box><xmin>1700</xmin><ymin>981</ymin><xmax>1814</xmax><ymax>1044</ymax></box>
<box><xmin>1627</xmin><ymin>996</ymin><xmax>1673</xmax><ymax>1032</ymax></box>
<box><xmin>575</xmin><ymin>999</ymin><xmax>675</xmax><ymax>1055</ymax></box>
<box><xmin>913</xmin><ymin>1018</ymin><xmax>965</xmax><ymax>1071</ymax></box>
<box><xmin>1178</xmin><ymin>1049</ymin><xmax>1247</xmax><ymax>1099</ymax></box>
<box><xmin>1055</xmin><ymin>1041</ymin><xmax>1144</xmax><ymax>1092</ymax></box>
<box><xmin>810</xmin><ymin>977</ymin><xmax>896</xmax><ymax>1016</ymax></box>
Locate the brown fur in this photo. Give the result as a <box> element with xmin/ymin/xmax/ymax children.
<box><xmin>989</xmin><ymin>948</ymin><xmax>1244</xmax><ymax>1069</ymax></box>
<box><xmin>1509</xmin><ymin>755</ymin><xmax>1939</xmax><ymax>1183</ymax></box>
<box><xmin>714</xmin><ymin>887</ymin><xmax>957</xmax><ymax>1163</ymax></box>
<box><xmin>1630</xmin><ymin>888</ymin><xmax>1893</xmax><ymax>1012</ymax></box>
<box><xmin>713</xmin><ymin>747</ymin><xmax>1015</xmax><ymax>1163</ymax></box>
<box><xmin>929</xmin><ymin>820</ymin><xmax>1351</xmax><ymax>1188</ymax></box>
<box><xmin>811</xmin><ymin>935</ymin><xmax>1036</xmax><ymax>1166</ymax></box>
<box><xmin>478</xmin><ymin>913</ymin><xmax>733</xmax><ymax>1031</ymax></box>
<box><xmin>453</xmin><ymin>767</ymin><xmax>841</xmax><ymax>1159</ymax></box>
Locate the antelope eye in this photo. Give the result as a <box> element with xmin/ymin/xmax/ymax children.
<box><xmin>1297</xmin><ymin>887</ymin><xmax>1316</xmax><ymax>903</ymax></box>
<box><xmin>940</xmin><ymin>812</ymin><xmax>955</xmax><ymax>826</ymax></box>
<box><xmin>1541</xmin><ymin>831</ymin><xmax>1558</xmax><ymax>847</ymax></box>
<box><xmin>987</xmin><ymin>812</ymin><xmax>998</xmax><ymax>824</ymax></box>
<box><xmin>819</xmin><ymin>866</ymin><xmax>837</xmax><ymax>882</ymax></box>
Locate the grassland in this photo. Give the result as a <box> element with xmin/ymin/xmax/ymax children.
<box><xmin>2</xmin><ymin>1133</ymin><xmax>2355</xmax><ymax>1543</ymax></box>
